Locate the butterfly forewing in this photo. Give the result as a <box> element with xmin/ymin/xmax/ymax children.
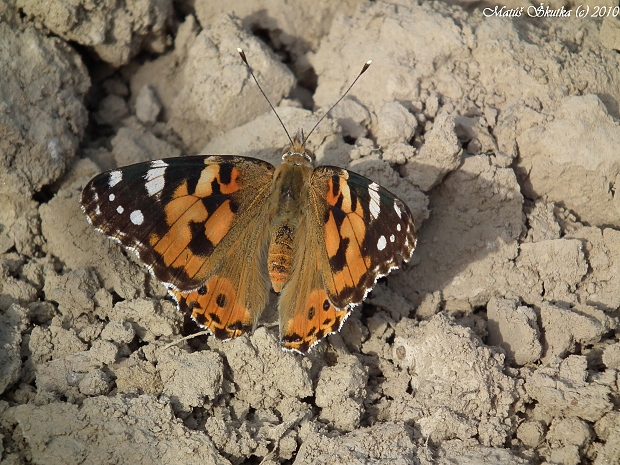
<box><xmin>310</xmin><ymin>166</ymin><xmax>416</xmax><ymax>309</ymax></box>
<box><xmin>81</xmin><ymin>156</ymin><xmax>275</xmax><ymax>291</ymax></box>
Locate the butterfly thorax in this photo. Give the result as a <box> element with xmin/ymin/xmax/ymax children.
<box><xmin>267</xmin><ymin>141</ymin><xmax>314</xmax><ymax>293</ymax></box>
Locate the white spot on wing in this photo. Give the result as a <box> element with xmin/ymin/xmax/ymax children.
<box><xmin>377</xmin><ymin>235</ymin><xmax>387</xmax><ymax>251</ymax></box>
<box><xmin>145</xmin><ymin>165</ymin><xmax>166</xmax><ymax>196</ymax></box>
<box><xmin>390</xmin><ymin>234</ymin><xmax>395</xmax><ymax>242</ymax></box>
<box><xmin>145</xmin><ymin>176</ymin><xmax>165</xmax><ymax>196</ymax></box>
<box><xmin>368</xmin><ymin>182</ymin><xmax>381</xmax><ymax>220</ymax></box>
<box><xmin>117</xmin><ymin>205</ymin><xmax>124</xmax><ymax>214</ymax></box>
<box><xmin>130</xmin><ymin>210</ymin><xmax>144</xmax><ymax>225</ymax></box>
<box><xmin>394</xmin><ymin>202</ymin><xmax>402</xmax><ymax>218</ymax></box>
<box><xmin>150</xmin><ymin>160</ymin><xmax>168</xmax><ymax>168</ymax></box>
<box><xmin>109</xmin><ymin>170</ymin><xmax>122</xmax><ymax>187</ymax></box>
<box><xmin>109</xmin><ymin>193</ymin><xmax>115</xmax><ymax>201</ymax></box>
<box><xmin>145</xmin><ymin>167</ymin><xmax>166</xmax><ymax>181</ymax></box>
<box><xmin>95</xmin><ymin>205</ymin><xmax>101</xmax><ymax>215</ymax></box>
<box><xmin>397</xmin><ymin>224</ymin><xmax>401</xmax><ymax>232</ymax></box>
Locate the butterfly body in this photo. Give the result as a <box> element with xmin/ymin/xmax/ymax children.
<box><xmin>81</xmin><ymin>133</ymin><xmax>416</xmax><ymax>353</ymax></box>
<box><xmin>267</xmin><ymin>145</ymin><xmax>313</xmax><ymax>292</ymax></box>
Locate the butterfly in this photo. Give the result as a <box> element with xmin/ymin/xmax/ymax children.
<box><xmin>81</xmin><ymin>52</ymin><xmax>416</xmax><ymax>353</ymax></box>
<box><xmin>81</xmin><ymin>130</ymin><xmax>416</xmax><ymax>352</ymax></box>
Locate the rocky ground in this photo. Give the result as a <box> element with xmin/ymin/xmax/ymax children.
<box><xmin>1</xmin><ymin>0</ymin><xmax>620</xmax><ymax>464</ymax></box>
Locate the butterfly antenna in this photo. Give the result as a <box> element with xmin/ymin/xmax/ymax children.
<box><xmin>302</xmin><ymin>60</ymin><xmax>372</xmax><ymax>146</ymax></box>
<box><xmin>237</xmin><ymin>48</ymin><xmax>294</xmax><ymax>146</ymax></box>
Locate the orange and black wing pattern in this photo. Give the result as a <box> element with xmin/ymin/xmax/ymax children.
<box><xmin>310</xmin><ymin>166</ymin><xmax>416</xmax><ymax>310</ymax></box>
<box><xmin>81</xmin><ymin>156</ymin><xmax>275</xmax><ymax>292</ymax></box>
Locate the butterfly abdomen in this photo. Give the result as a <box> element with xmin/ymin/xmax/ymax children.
<box><xmin>268</xmin><ymin>222</ymin><xmax>295</xmax><ymax>292</ymax></box>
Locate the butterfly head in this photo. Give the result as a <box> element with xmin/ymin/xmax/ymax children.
<box><xmin>282</xmin><ymin>128</ymin><xmax>314</xmax><ymax>166</ymax></box>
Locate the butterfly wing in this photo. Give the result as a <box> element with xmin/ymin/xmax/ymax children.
<box><xmin>81</xmin><ymin>156</ymin><xmax>275</xmax><ymax>338</ymax></box>
<box><xmin>278</xmin><ymin>215</ymin><xmax>350</xmax><ymax>353</ymax></box>
<box><xmin>310</xmin><ymin>166</ymin><xmax>416</xmax><ymax>309</ymax></box>
<box><xmin>168</xmin><ymin>226</ymin><xmax>272</xmax><ymax>340</ymax></box>
<box><xmin>278</xmin><ymin>166</ymin><xmax>416</xmax><ymax>352</ymax></box>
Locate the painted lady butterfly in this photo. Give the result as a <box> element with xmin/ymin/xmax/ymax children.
<box><xmin>81</xmin><ymin>56</ymin><xmax>416</xmax><ymax>353</ymax></box>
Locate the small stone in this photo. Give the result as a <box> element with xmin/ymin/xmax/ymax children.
<box><xmin>78</xmin><ymin>369</ymin><xmax>111</xmax><ymax>396</ymax></box>
<box><xmin>376</xmin><ymin>102</ymin><xmax>417</xmax><ymax>146</ymax></box>
<box><xmin>135</xmin><ymin>85</ymin><xmax>162</xmax><ymax>125</ymax></box>
<box><xmin>101</xmin><ymin>320</ymin><xmax>135</xmax><ymax>344</ymax></box>
<box><xmin>95</xmin><ymin>94</ymin><xmax>129</xmax><ymax>126</ymax></box>
<box><xmin>516</xmin><ymin>421</ymin><xmax>545</xmax><ymax>448</ymax></box>
<box><xmin>600</xmin><ymin>17</ymin><xmax>620</xmax><ymax>52</ymax></box>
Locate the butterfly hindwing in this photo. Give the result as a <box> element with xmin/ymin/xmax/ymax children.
<box><xmin>81</xmin><ymin>156</ymin><xmax>275</xmax><ymax>292</ymax></box>
<box><xmin>278</xmin><ymin>215</ymin><xmax>350</xmax><ymax>352</ymax></box>
<box><xmin>309</xmin><ymin>166</ymin><xmax>416</xmax><ymax>310</ymax></box>
<box><xmin>170</xmin><ymin>275</ymin><xmax>255</xmax><ymax>341</ymax></box>
<box><xmin>169</xmin><ymin>222</ymin><xmax>272</xmax><ymax>340</ymax></box>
